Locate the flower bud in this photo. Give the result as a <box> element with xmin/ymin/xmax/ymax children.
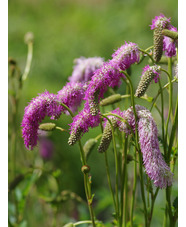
<box><xmin>98</xmin><ymin>117</ymin><xmax>117</xmax><ymax>153</ymax></box>
<box><xmin>81</xmin><ymin>165</ymin><xmax>90</xmax><ymax>174</ymax></box>
<box><xmin>100</xmin><ymin>94</ymin><xmax>121</xmax><ymax>106</ymax></box>
<box><xmin>153</xmin><ymin>26</ymin><xmax>164</xmax><ymax>62</ymax></box>
<box><xmin>39</xmin><ymin>123</ymin><xmax>56</xmax><ymax>131</ymax></box>
<box><xmin>68</xmin><ymin>128</ymin><xmax>82</xmax><ymax>146</ymax></box>
<box><xmin>135</xmin><ymin>65</ymin><xmax>160</xmax><ymax>98</ymax></box>
<box><xmin>24</xmin><ymin>32</ymin><xmax>34</xmax><ymax>44</ymax></box>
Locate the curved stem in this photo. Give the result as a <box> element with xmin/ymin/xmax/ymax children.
<box><xmin>138</xmin><ymin>47</ymin><xmax>155</xmax><ymax>64</ymax></box>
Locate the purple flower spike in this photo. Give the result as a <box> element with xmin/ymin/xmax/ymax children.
<box><xmin>68</xmin><ymin>57</ymin><xmax>104</xmax><ymax>83</ymax></box>
<box><xmin>68</xmin><ymin>109</ymin><xmax>101</xmax><ymax>145</ymax></box>
<box><xmin>150</xmin><ymin>14</ymin><xmax>171</xmax><ymax>30</ymax></box>
<box><xmin>84</xmin><ymin>61</ymin><xmax>124</xmax><ymax>115</ymax></box>
<box><xmin>21</xmin><ymin>91</ymin><xmax>63</xmax><ymax>150</ymax></box>
<box><xmin>138</xmin><ymin>110</ymin><xmax>173</xmax><ymax>188</ymax></box>
<box><xmin>57</xmin><ymin>82</ymin><xmax>86</xmax><ymax>114</ymax></box>
<box><xmin>111</xmin><ymin>41</ymin><xmax>140</xmax><ymax>71</ymax></box>
<box><xmin>115</xmin><ymin>105</ymin><xmax>173</xmax><ymax>188</ymax></box>
<box><xmin>163</xmin><ymin>26</ymin><xmax>178</xmax><ymax>57</ymax></box>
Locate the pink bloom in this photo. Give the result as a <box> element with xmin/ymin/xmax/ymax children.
<box><xmin>111</xmin><ymin>41</ymin><xmax>140</xmax><ymax>71</ymax></box>
<box><xmin>68</xmin><ymin>57</ymin><xmax>104</xmax><ymax>83</ymax></box>
<box><xmin>150</xmin><ymin>14</ymin><xmax>171</xmax><ymax>30</ymax></box>
<box><xmin>21</xmin><ymin>91</ymin><xmax>63</xmax><ymax>150</ymax></box>
<box><xmin>163</xmin><ymin>26</ymin><xmax>178</xmax><ymax>57</ymax></box>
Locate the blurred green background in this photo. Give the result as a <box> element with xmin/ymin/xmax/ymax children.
<box><xmin>8</xmin><ymin>0</ymin><xmax>178</xmax><ymax>226</ymax></box>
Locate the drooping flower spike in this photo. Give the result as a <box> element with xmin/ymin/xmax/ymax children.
<box><xmin>111</xmin><ymin>41</ymin><xmax>140</xmax><ymax>71</ymax></box>
<box><xmin>68</xmin><ymin>57</ymin><xmax>104</xmax><ymax>83</ymax></box>
<box><xmin>101</xmin><ymin>105</ymin><xmax>173</xmax><ymax>188</ymax></box>
<box><xmin>84</xmin><ymin>61</ymin><xmax>124</xmax><ymax>116</ymax></box>
<box><xmin>135</xmin><ymin>65</ymin><xmax>161</xmax><ymax>98</ymax></box>
<box><xmin>122</xmin><ymin>105</ymin><xmax>173</xmax><ymax>188</ymax></box>
<box><xmin>163</xmin><ymin>26</ymin><xmax>178</xmax><ymax>57</ymax></box>
<box><xmin>57</xmin><ymin>82</ymin><xmax>86</xmax><ymax>114</ymax></box>
<box><xmin>21</xmin><ymin>91</ymin><xmax>63</xmax><ymax>150</ymax></box>
<box><xmin>150</xmin><ymin>14</ymin><xmax>171</xmax><ymax>62</ymax></box>
<box><xmin>68</xmin><ymin>108</ymin><xmax>101</xmax><ymax>146</ymax></box>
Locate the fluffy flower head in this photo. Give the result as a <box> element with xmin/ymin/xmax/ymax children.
<box><xmin>21</xmin><ymin>91</ymin><xmax>63</xmax><ymax>150</ymax></box>
<box><xmin>68</xmin><ymin>57</ymin><xmax>104</xmax><ymax>83</ymax></box>
<box><xmin>111</xmin><ymin>41</ymin><xmax>140</xmax><ymax>71</ymax></box>
<box><xmin>163</xmin><ymin>26</ymin><xmax>178</xmax><ymax>57</ymax></box>
<box><xmin>57</xmin><ymin>82</ymin><xmax>86</xmax><ymax>114</ymax></box>
<box><xmin>68</xmin><ymin>109</ymin><xmax>100</xmax><ymax>145</ymax></box>
<box><xmin>150</xmin><ymin>14</ymin><xmax>171</xmax><ymax>30</ymax></box>
<box><xmin>84</xmin><ymin>61</ymin><xmax>124</xmax><ymax>115</ymax></box>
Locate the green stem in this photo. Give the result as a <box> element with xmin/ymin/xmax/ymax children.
<box><xmin>138</xmin><ymin>47</ymin><xmax>155</xmax><ymax>64</ymax></box>
<box><xmin>167</xmin><ymin>97</ymin><xmax>178</xmax><ymax>163</ymax></box>
<box><xmin>104</xmin><ymin>152</ymin><xmax>117</xmax><ymax>214</ymax></box>
<box><xmin>59</xmin><ymin>102</ymin><xmax>95</xmax><ymax>226</ymax></box>
<box><xmin>160</xmin><ymin>66</ymin><xmax>173</xmax><ymax>154</ymax></box>
<box><xmin>158</xmin><ymin>80</ymin><xmax>166</xmax><ymax>155</ymax></box>
<box><xmin>150</xmin><ymin>78</ymin><xmax>177</xmax><ymax>112</ymax></box>
<box><xmin>120</xmin><ymin>135</ymin><xmax>128</xmax><ymax>226</ymax></box>
<box><xmin>121</xmin><ymin>73</ymin><xmax>148</xmax><ymax>227</ymax></box>
<box><xmin>22</xmin><ymin>41</ymin><xmax>33</xmax><ymax>81</ymax></box>
<box><xmin>101</xmin><ymin>114</ymin><xmax>120</xmax><ymax>221</ymax></box>
<box><xmin>130</xmin><ymin>148</ymin><xmax>137</xmax><ymax>227</ymax></box>
<box><xmin>137</xmin><ymin>46</ymin><xmax>154</xmax><ymax>64</ymax></box>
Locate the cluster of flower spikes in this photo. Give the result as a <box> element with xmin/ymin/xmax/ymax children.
<box><xmin>68</xmin><ymin>42</ymin><xmax>140</xmax><ymax>146</ymax></box>
<box><xmin>150</xmin><ymin>14</ymin><xmax>177</xmax><ymax>62</ymax></box>
<box><xmin>21</xmin><ymin>91</ymin><xmax>63</xmax><ymax>150</ymax></box>
<box><xmin>68</xmin><ymin>56</ymin><xmax>104</xmax><ymax>83</ymax></box>
<box><xmin>84</xmin><ymin>41</ymin><xmax>140</xmax><ymax>116</ymax></box>
<box><xmin>100</xmin><ymin>105</ymin><xmax>173</xmax><ymax>189</ymax></box>
<box><xmin>57</xmin><ymin>82</ymin><xmax>86</xmax><ymax>114</ymax></box>
<box><xmin>135</xmin><ymin>65</ymin><xmax>161</xmax><ymax>98</ymax></box>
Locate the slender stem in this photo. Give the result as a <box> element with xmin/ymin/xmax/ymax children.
<box><xmin>160</xmin><ymin>66</ymin><xmax>173</xmax><ymax>152</ymax></box>
<box><xmin>120</xmin><ymin>135</ymin><xmax>128</xmax><ymax>226</ymax></box>
<box><xmin>22</xmin><ymin>41</ymin><xmax>33</xmax><ymax>81</ymax></box>
<box><xmin>148</xmin><ymin>188</ymin><xmax>159</xmax><ymax>225</ymax></box>
<box><xmin>130</xmin><ymin>148</ymin><xmax>137</xmax><ymax>227</ymax></box>
<box><xmin>138</xmin><ymin>48</ymin><xmax>155</xmax><ymax>63</ymax></box>
<box><xmin>59</xmin><ymin>102</ymin><xmax>95</xmax><ymax>226</ymax></box>
<box><xmin>99</xmin><ymin>121</ymin><xmax>117</xmax><ymax>217</ymax></box>
<box><xmin>167</xmin><ymin>97</ymin><xmax>178</xmax><ymax>163</ymax></box>
<box><xmin>150</xmin><ymin>78</ymin><xmax>177</xmax><ymax>112</ymax></box>
<box><xmin>137</xmin><ymin>46</ymin><xmax>154</xmax><ymax>64</ymax></box>
<box><xmin>104</xmin><ymin>152</ymin><xmax>117</xmax><ymax>213</ymax></box>
<box><xmin>158</xmin><ymin>80</ymin><xmax>166</xmax><ymax>155</ymax></box>
<box><xmin>101</xmin><ymin>114</ymin><xmax>120</xmax><ymax>221</ymax></box>
<box><xmin>121</xmin><ymin>73</ymin><xmax>148</xmax><ymax>227</ymax></box>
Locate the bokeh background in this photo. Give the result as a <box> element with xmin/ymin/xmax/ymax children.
<box><xmin>8</xmin><ymin>0</ymin><xmax>178</xmax><ymax>226</ymax></box>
